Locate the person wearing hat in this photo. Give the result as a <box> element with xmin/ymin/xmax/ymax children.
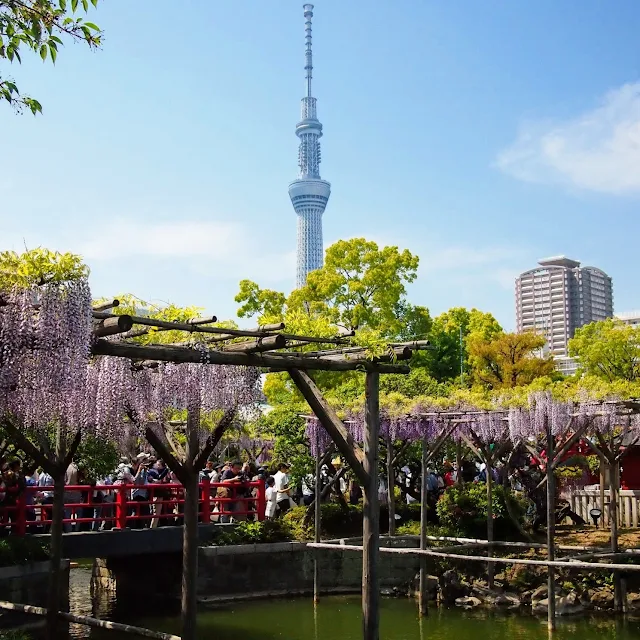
<box><xmin>274</xmin><ymin>462</ymin><xmax>293</xmax><ymax>515</ymax></box>
<box><xmin>131</xmin><ymin>453</ymin><xmax>151</xmax><ymax>529</ymax></box>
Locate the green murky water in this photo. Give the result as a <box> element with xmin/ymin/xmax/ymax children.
<box><xmin>67</xmin><ymin>566</ymin><xmax>640</xmax><ymax>640</ymax></box>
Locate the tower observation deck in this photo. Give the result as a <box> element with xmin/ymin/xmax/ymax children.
<box><xmin>289</xmin><ymin>4</ymin><xmax>331</xmax><ymax>289</ymax></box>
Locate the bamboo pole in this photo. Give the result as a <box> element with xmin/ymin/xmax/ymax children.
<box><xmin>314</xmin><ymin>428</ymin><xmax>321</xmax><ymax>604</ymax></box>
<box><xmin>419</xmin><ymin>434</ymin><xmax>428</xmax><ymax>617</ymax></box>
<box><xmin>387</xmin><ymin>437</ymin><xmax>395</xmax><ymax>537</ymax></box>
<box><xmin>486</xmin><ymin>451</ymin><xmax>494</xmax><ymax>591</ymax></box>
<box><xmin>308</xmin><ymin>542</ymin><xmax>640</xmax><ymax>572</ymax></box>
<box><xmin>546</xmin><ymin>421</ymin><xmax>556</xmax><ymax>632</ymax></box>
<box><xmin>0</xmin><ymin>601</ymin><xmax>181</xmax><ymax>640</ymax></box>
<box><xmin>362</xmin><ymin>371</ymin><xmax>380</xmax><ymax>640</ymax></box>
<box><xmin>181</xmin><ymin>410</ymin><xmax>199</xmax><ymax>640</ymax></box>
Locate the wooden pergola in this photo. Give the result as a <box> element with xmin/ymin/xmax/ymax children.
<box><xmin>90</xmin><ymin>301</ymin><xmax>427</xmax><ymax>640</ymax></box>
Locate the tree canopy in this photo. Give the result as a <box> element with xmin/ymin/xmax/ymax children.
<box><xmin>569</xmin><ymin>318</ymin><xmax>640</xmax><ymax>382</ymax></box>
<box><xmin>236</xmin><ymin>238</ymin><xmax>421</xmax><ymax>341</ymax></box>
<box><xmin>1</xmin><ymin>0</ymin><xmax>102</xmax><ymax>114</ymax></box>
<box><xmin>468</xmin><ymin>331</ymin><xmax>555</xmax><ymax>390</ymax></box>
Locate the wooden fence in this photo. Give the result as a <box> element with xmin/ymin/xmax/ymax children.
<box><xmin>569</xmin><ymin>489</ymin><xmax>640</xmax><ymax>528</ymax></box>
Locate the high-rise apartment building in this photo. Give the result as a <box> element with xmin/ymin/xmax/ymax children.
<box><xmin>515</xmin><ymin>256</ymin><xmax>613</xmax><ymax>358</ymax></box>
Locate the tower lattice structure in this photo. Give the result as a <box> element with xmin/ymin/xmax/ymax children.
<box><xmin>289</xmin><ymin>4</ymin><xmax>331</xmax><ymax>289</ymax></box>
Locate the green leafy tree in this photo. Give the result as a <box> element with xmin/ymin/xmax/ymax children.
<box><xmin>569</xmin><ymin>318</ymin><xmax>640</xmax><ymax>382</ymax></box>
<box><xmin>468</xmin><ymin>331</ymin><xmax>555</xmax><ymax>389</ymax></box>
<box><xmin>236</xmin><ymin>238</ymin><xmax>420</xmax><ymax>339</ymax></box>
<box><xmin>1</xmin><ymin>0</ymin><xmax>102</xmax><ymax>114</ymax></box>
<box><xmin>419</xmin><ymin>307</ymin><xmax>503</xmax><ymax>382</ymax></box>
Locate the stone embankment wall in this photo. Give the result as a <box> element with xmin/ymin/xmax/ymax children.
<box><xmin>0</xmin><ymin>561</ymin><xmax>70</xmax><ymax>627</ymax></box>
<box><xmin>197</xmin><ymin>537</ymin><xmax>422</xmax><ymax>602</ymax></box>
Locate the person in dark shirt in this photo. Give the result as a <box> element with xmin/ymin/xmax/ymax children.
<box><xmin>219</xmin><ymin>461</ymin><xmax>245</xmax><ymax>523</ymax></box>
<box><xmin>147</xmin><ymin>459</ymin><xmax>170</xmax><ymax>528</ymax></box>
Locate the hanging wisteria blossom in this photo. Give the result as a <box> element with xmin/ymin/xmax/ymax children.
<box><xmin>0</xmin><ymin>279</ymin><xmax>93</xmax><ymax>432</ymax></box>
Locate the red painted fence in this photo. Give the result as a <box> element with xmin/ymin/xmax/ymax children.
<box><xmin>0</xmin><ymin>479</ymin><xmax>266</xmax><ymax>535</ymax></box>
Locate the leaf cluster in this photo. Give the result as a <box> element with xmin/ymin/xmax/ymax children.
<box><xmin>0</xmin><ymin>248</ymin><xmax>88</xmax><ymax>291</ymax></box>
<box><xmin>1</xmin><ymin>0</ymin><xmax>102</xmax><ymax>113</ymax></box>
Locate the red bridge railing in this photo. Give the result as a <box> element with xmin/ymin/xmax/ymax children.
<box><xmin>0</xmin><ymin>479</ymin><xmax>266</xmax><ymax>535</ymax></box>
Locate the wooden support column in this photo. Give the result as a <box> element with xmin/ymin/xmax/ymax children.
<box><xmin>599</xmin><ymin>465</ymin><xmax>606</xmax><ymax>529</ymax></box>
<box><xmin>546</xmin><ymin>421</ymin><xmax>556</xmax><ymax>632</ymax></box>
<box><xmin>387</xmin><ymin>437</ymin><xmax>396</xmax><ymax>537</ymax></box>
<box><xmin>419</xmin><ymin>434</ymin><xmax>429</xmax><ymax>617</ymax></box>
<box><xmin>611</xmin><ymin>461</ymin><xmax>623</xmax><ymax>612</ymax></box>
<box><xmin>456</xmin><ymin>439</ymin><xmax>463</xmax><ymax>486</ymax></box>
<box><xmin>181</xmin><ymin>409</ymin><xmax>199</xmax><ymax>640</ymax></box>
<box><xmin>362</xmin><ymin>371</ymin><xmax>380</xmax><ymax>640</ymax></box>
<box><xmin>314</xmin><ymin>428</ymin><xmax>321</xmax><ymax>605</ymax></box>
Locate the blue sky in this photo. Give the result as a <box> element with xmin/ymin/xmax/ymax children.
<box><xmin>2</xmin><ymin>0</ymin><xmax>640</xmax><ymax>330</ymax></box>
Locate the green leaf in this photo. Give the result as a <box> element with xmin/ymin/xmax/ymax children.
<box><xmin>39</xmin><ymin>44</ymin><xmax>47</xmax><ymax>61</ymax></box>
<box><xmin>91</xmin><ymin>0</ymin><xmax>98</xmax><ymax>6</ymax></box>
<box><xmin>71</xmin><ymin>0</ymin><xmax>78</xmax><ymax>12</ymax></box>
<box><xmin>49</xmin><ymin>43</ymin><xmax>57</xmax><ymax>63</ymax></box>
<box><xmin>84</xmin><ymin>22</ymin><xmax>100</xmax><ymax>31</ymax></box>
<box><xmin>82</xmin><ymin>0</ymin><xmax>89</xmax><ymax>10</ymax></box>
<box><xmin>59</xmin><ymin>0</ymin><xmax>67</xmax><ymax>10</ymax></box>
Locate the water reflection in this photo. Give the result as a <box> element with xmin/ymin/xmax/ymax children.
<box><xmin>66</xmin><ymin>566</ymin><xmax>640</xmax><ymax>640</ymax></box>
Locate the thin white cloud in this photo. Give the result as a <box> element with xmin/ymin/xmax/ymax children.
<box><xmin>80</xmin><ymin>220</ymin><xmax>240</xmax><ymax>260</ymax></box>
<box><xmin>497</xmin><ymin>82</ymin><xmax>640</xmax><ymax>195</ymax></box>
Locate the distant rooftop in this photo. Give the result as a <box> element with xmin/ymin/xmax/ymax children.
<box><xmin>538</xmin><ymin>256</ymin><xmax>581</xmax><ymax>269</ymax></box>
<box><xmin>616</xmin><ymin>311</ymin><xmax>640</xmax><ymax>321</ymax></box>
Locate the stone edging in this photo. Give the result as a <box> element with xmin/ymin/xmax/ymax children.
<box><xmin>0</xmin><ymin>560</ymin><xmax>69</xmax><ymax>581</ymax></box>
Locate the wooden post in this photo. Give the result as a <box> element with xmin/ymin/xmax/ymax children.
<box><xmin>314</xmin><ymin>429</ymin><xmax>321</xmax><ymax>604</ymax></box>
<box><xmin>456</xmin><ymin>439</ymin><xmax>463</xmax><ymax>486</ymax></box>
<box><xmin>611</xmin><ymin>461</ymin><xmax>623</xmax><ymax>612</ymax></box>
<box><xmin>387</xmin><ymin>437</ymin><xmax>395</xmax><ymax>537</ymax></box>
<box><xmin>419</xmin><ymin>434</ymin><xmax>429</xmax><ymax>617</ymax></box>
<box><xmin>600</xmin><ymin>464</ymin><xmax>606</xmax><ymax>529</ymax></box>
<box><xmin>546</xmin><ymin>422</ymin><xmax>556</xmax><ymax>632</ymax></box>
<box><xmin>486</xmin><ymin>451</ymin><xmax>494</xmax><ymax>591</ymax></box>
<box><xmin>362</xmin><ymin>371</ymin><xmax>380</xmax><ymax>640</ymax></box>
<box><xmin>46</xmin><ymin>425</ymin><xmax>65</xmax><ymax>640</ymax></box>
<box><xmin>181</xmin><ymin>409</ymin><xmax>199</xmax><ymax>640</ymax></box>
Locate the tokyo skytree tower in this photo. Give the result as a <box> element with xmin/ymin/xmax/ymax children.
<box><xmin>289</xmin><ymin>4</ymin><xmax>331</xmax><ymax>289</ymax></box>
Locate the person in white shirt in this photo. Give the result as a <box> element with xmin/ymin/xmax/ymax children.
<box><xmin>265</xmin><ymin>476</ymin><xmax>277</xmax><ymax>519</ymax></box>
<box><xmin>273</xmin><ymin>463</ymin><xmax>292</xmax><ymax>515</ymax></box>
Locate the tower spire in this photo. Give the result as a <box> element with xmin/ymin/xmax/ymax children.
<box><xmin>304</xmin><ymin>3</ymin><xmax>313</xmax><ymax>98</ymax></box>
<box><xmin>289</xmin><ymin>3</ymin><xmax>331</xmax><ymax>289</ymax></box>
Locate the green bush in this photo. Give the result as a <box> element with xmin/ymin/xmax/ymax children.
<box><xmin>436</xmin><ymin>483</ymin><xmax>527</xmax><ymax>540</ymax></box>
<box><xmin>209</xmin><ymin>519</ymin><xmax>293</xmax><ymax>546</ymax></box>
<box><xmin>0</xmin><ymin>538</ymin><xmax>48</xmax><ymax>567</ymax></box>
<box><xmin>0</xmin><ymin>631</ymin><xmax>32</xmax><ymax>640</ymax></box>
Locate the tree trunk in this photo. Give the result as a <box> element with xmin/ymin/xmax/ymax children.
<box><xmin>362</xmin><ymin>371</ymin><xmax>380</xmax><ymax>640</ymax></box>
<box><xmin>181</xmin><ymin>413</ymin><xmax>199</xmax><ymax>640</ymax></box>
<box><xmin>46</xmin><ymin>471</ymin><xmax>65</xmax><ymax>640</ymax></box>
<box><xmin>387</xmin><ymin>438</ymin><xmax>395</xmax><ymax>536</ymax></box>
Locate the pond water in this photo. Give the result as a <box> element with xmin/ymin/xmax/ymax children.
<box><xmin>67</xmin><ymin>567</ymin><xmax>640</xmax><ymax>640</ymax></box>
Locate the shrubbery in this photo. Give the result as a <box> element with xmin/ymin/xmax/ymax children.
<box><xmin>0</xmin><ymin>538</ymin><xmax>48</xmax><ymax>567</ymax></box>
<box><xmin>436</xmin><ymin>483</ymin><xmax>528</xmax><ymax>539</ymax></box>
<box><xmin>209</xmin><ymin>519</ymin><xmax>293</xmax><ymax>546</ymax></box>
